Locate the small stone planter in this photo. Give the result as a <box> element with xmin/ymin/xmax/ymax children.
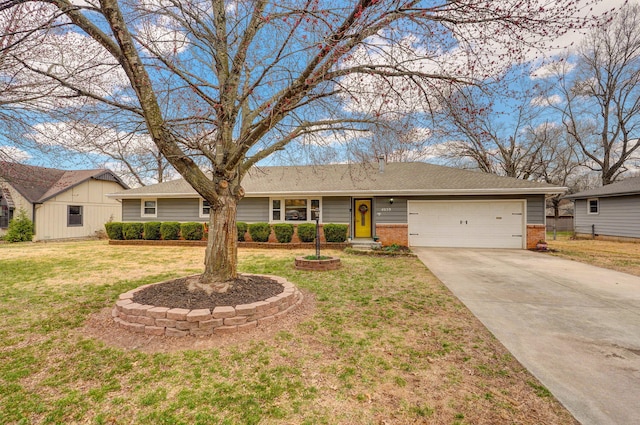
<box><xmin>112</xmin><ymin>274</ymin><xmax>303</xmax><ymax>337</ymax></box>
<box><xmin>294</xmin><ymin>256</ymin><xmax>341</xmax><ymax>271</ymax></box>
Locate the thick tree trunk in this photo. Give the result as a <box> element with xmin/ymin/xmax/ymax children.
<box><xmin>197</xmin><ymin>194</ymin><xmax>238</xmax><ymax>293</ymax></box>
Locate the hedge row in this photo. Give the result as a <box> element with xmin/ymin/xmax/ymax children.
<box><xmin>242</xmin><ymin>222</ymin><xmax>348</xmax><ymax>243</ymax></box>
<box><xmin>105</xmin><ymin>221</ymin><xmax>206</xmax><ymax>241</ymax></box>
<box><xmin>105</xmin><ymin>221</ymin><xmax>349</xmax><ymax>243</ymax></box>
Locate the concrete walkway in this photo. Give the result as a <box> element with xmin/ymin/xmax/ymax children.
<box><xmin>413</xmin><ymin>248</ymin><xmax>640</xmax><ymax>425</ymax></box>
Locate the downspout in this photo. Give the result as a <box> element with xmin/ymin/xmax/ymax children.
<box><xmin>32</xmin><ymin>203</ymin><xmax>40</xmax><ymax>241</ymax></box>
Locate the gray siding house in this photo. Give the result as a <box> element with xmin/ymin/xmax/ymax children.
<box><xmin>565</xmin><ymin>176</ymin><xmax>640</xmax><ymax>240</ymax></box>
<box><xmin>108</xmin><ymin>162</ymin><xmax>565</xmax><ymax>249</ymax></box>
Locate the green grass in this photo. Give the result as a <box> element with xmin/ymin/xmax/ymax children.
<box><xmin>0</xmin><ymin>241</ymin><xmax>576</xmax><ymax>424</ymax></box>
<box><xmin>546</xmin><ymin>231</ymin><xmax>574</xmax><ymax>240</ymax></box>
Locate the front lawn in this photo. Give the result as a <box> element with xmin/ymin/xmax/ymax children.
<box><xmin>547</xmin><ymin>236</ymin><xmax>640</xmax><ymax>277</ymax></box>
<box><xmin>0</xmin><ymin>241</ymin><xmax>576</xmax><ymax>424</ymax></box>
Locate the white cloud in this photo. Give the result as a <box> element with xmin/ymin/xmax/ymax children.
<box><xmin>531</xmin><ymin>94</ymin><xmax>562</xmax><ymax>107</ymax></box>
<box><xmin>136</xmin><ymin>16</ymin><xmax>189</xmax><ymax>56</ymax></box>
<box><xmin>0</xmin><ymin>146</ymin><xmax>32</xmax><ymax>162</ymax></box>
<box><xmin>27</xmin><ymin>121</ymin><xmax>154</xmax><ymax>155</ymax></box>
<box><xmin>300</xmin><ymin>128</ymin><xmax>372</xmax><ymax>147</ymax></box>
<box><xmin>530</xmin><ymin>60</ymin><xmax>576</xmax><ymax>79</ymax></box>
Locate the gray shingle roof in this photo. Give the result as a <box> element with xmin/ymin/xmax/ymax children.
<box><xmin>110</xmin><ymin>162</ymin><xmax>564</xmax><ymax>198</ymax></box>
<box><xmin>0</xmin><ymin>162</ymin><xmax>127</xmax><ymax>203</ymax></box>
<box><xmin>564</xmin><ymin>176</ymin><xmax>640</xmax><ymax>199</ymax></box>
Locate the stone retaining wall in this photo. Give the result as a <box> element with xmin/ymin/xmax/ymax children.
<box><xmin>112</xmin><ymin>274</ymin><xmax>302</xmax><ymax>337</ymax></box>
<box><xmin>294</xmin><ymin>256</ymin><xmax>341</xmax><ymax>271</ymax></box>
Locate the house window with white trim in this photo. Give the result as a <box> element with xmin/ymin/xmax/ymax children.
<box><xmin>141</xmin><ymin>198</ymin><xmax>157</xmax><ymax>217</ymax></box>
<box><xmin>200</xmin><ymin>199</ymin><xmax>211</xmax><ymax>218</ymax></box>
<box><xmin>272</xmin><ymin>200</ymin><xmax>281</xmax><ymax>221</ymax></box>
<box><xmin>587</xmin><ymin>198</ymin><xmax>599</xmax><ymax>214</ymax></box>
<box><xmin>67</xmin><ymin>205</ymin><xmax>83</xmax><ymax>227</ymax></box>
<box><xmin>270</xmin><ymin>198</ymin><xmax>321</xmax><ymax>222</ymax></box>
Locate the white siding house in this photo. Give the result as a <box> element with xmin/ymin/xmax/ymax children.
<box><xmin>0</xmin><ymin>162</ymin><xmax>128</xmax><ymax>241</ymax></box>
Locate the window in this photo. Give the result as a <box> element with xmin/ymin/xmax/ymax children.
<box><xmin>272</xmin><ymin>200</ymin><xmax>281</xmax><ymax>221</ymax></box>
<box><xmin>141</xmin><ymin>198</ymin><xmax>157</xmax><ymax>217</ymax></box>
<box><xmin>270</xmin><ymin>198</ymin><xmax>321</xmax><ymax>222</ymax></box>
<box><xmin>587</xmin><ymin>198</ymin><xmax>599</xmax><ymax>214</ymax></box>
<box><xmin>311</xmin><ymin>199</ymin><xmax>320</xmax><ymax>220</ymax></box>
<box><xmin>67</xmin><ymin>205</ymin><xmax>83</xmax><ymax>227</ymax></box>
<box><xmin>0</xmin><ymin>205</ymin><xmax>12</xmax><ymax>229</ymax></box>
<box><xmin>200</xmin><ymin>199</ymin><xmax>211</xmax><ymax>218</ymax></box>
<box><xmin>0</xmin><ymin>195</ymin><xmax>12</xmax><ymax>229</ymax></box>
<box><xmin>285</xmin><ymin>199</ymin><xmax>307</xmax><ymax>221</ymax></box>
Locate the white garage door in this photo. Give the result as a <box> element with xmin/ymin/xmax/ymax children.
<box><xmin>408</xmin><ymin>201</ymin><xmax>525</xmax><ymax>249</ymax></box>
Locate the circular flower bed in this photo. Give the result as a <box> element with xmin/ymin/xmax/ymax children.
<box><xmin>112</xmin><ymin>274</ymin><xmax>303</xmax><ymax>337</ymax></box>
<box><xmin>294</xmin><ymin>256</ymin><xmax>341</xmax><ymax>271</ymax></box>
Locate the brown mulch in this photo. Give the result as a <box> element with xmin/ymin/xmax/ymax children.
<box><xmin>132</xmin><ymin>274</ymin><xmax>283</xmax><ymax>309</ymax></box>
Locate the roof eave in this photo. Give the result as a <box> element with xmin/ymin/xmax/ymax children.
<box><xmin>108</xmin><ymin>187</ymin><xmax>566</xmax><ymax>199</ymax></box>
<box><xmin>39</xmin><ymin>171</ymin><xmax>128</xmax><ymax>203</ymax></box>
<box><xmin>107</xmin><ymin>192</ymin><xmax>199</xmax><ymax>199</ymax></box>
<box><xmin>564</xmin><ymin>190</ymin><xmax>640</xmax><ymax>199</ymax></box>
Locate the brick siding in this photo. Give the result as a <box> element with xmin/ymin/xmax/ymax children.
<box><xmin>375</xmin><ymin>224</ymin><xmax>408</xmax><ymax>247</ymax></box>
<box><xmin>526</xmin><ymin>224</ymin><xmax>546</xmax><ymax>249</ymax></box>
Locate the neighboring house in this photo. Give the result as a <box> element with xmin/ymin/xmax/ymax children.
<box><xmin>0</xmin><ymin>162</ymin><xmax>128</xmax><ymax>241</ymax></box>
<box><xmin>108</xmin><ymin>162</ymin><xmax>565</xmax><ymax>249</ymax></box>
<box><xmin>564</xmin><ymin>176</ymin><xmax>640</xmax><ymax>240</ymax></box>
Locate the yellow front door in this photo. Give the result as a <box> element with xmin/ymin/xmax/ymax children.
<box><xmin>354</xmin><ymin>199</ymin><xmax>372</xmax><ymax>238</ymax></box>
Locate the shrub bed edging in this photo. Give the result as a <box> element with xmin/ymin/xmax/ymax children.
<box><xmin>294</xmin><ymin>256</ymin><xmax>341</xmax><ymax>271</ymax></box>
<box><xmin>112</xmin><ymin>274</ymin><xmax>303</xmax><ymax>337</ymax></box>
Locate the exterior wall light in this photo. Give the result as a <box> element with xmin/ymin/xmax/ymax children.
<box><xmin>389</xmin><ymin>198</ymin><xmax>394</xmax><ymax>204</ymax></box>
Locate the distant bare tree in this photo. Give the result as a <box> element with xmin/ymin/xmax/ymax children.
<box><xmin>527</xmin><ymin>122</ymin><xmax>585</xmax><ymax>238</ymax></box>
<box><xmin>433</xmin><ymin>77</ymin><xmax>552</xmax><ymax>179</ymax></box>
<box><xmin>550</xmin><ymin>2</ymin><xmax>640</xmax><ymax>185</ymax></box>
<box><xmin>348</xmin><ymin>118</ymin><xmax>432</xmax><ymax>163</ymax></box>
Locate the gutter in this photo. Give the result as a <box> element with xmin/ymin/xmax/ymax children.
<box><xmin>107</xmin><ymin>187</ymin><xmax>567</xmax><ymax>200</ymax></box>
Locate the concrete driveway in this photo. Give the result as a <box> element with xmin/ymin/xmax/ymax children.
<box><xmin>413</xmin><ymin>248</ymin><xmax>640</xmax><ymax>425</ymax></box>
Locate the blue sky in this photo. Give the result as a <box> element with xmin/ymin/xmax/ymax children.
<box><xmin>0</xmin><ymin>0</ymin><xmax>630</xmax><ymax>181</ymax></box>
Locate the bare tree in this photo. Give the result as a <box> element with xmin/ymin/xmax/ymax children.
<box><xmin>347</xmin><ymin>117</ymin><xmax>432</xmax><ymax>163</ymax></box>
<box><xmin>1</xmin><ymin>0</ymin><xmax>603</xmax><ymax>291</ymax></box>
<box><xmin>432</xmin><ymin>75</ymin><xmax>556</xmax><ymax>179</ymax></box>
<box><xmin>527</xmin><ymin>122</ymin><xmax>585</xmax><ymax>239</ymax></box>
<box><xmin>550</xmin><ymin>2</ymin><xmax>640</xmax><ymax>185</ymax></box>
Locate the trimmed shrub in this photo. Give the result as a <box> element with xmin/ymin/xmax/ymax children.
<box><xmin>122</xmin><ymin>222</ymin><xmax>144</xmax><ymax>240</ymax></box>
<box><xmin>143</xmin><ymin>222</ymin><xmax>161</xmax><ymax>240</ymax></box>
<box><xmin>160</xmin><ymin>222</ymin><xmax>181</xmax><ymax>240</ymax></box>
<box><xmin>297</xmin><ymin>223</ymin><xmax>316</xmax><ymax>242</ymax></box>
<box><xmin>248</xmin><ymin>222</ymin><xmax>271</xmax><ymax>242</ymax></box>
<box><xmin>323</xmin><ymin>223</ymin><xmax>348</xmax><ymax>242</ymax></box>
<box><xmin>237</xmin><ymin>222</ymin><xmax>248</xmax><ymax>241</ymax></box>
<box><xmin>274</xmin><ymin>223</ymin><xmax>294</xmax><ymax>243</ymax></box>
<box><xmin>104</xmin><ymin>222</ymin><xmax>124</xmax><ymax>240</ymax></box>
<box><xmin>181</xmin><ymin>222</ymin><xmax>204</xmax><ymax>241</ymax></box>
<box><xmin>4</xmin><ymin>209</ymin><xmax>34</xmax><ymax>242</ymax></box>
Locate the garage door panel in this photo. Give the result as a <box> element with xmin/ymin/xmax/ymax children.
<box><xmin>408</xmin><ymin>201</ymin><xmax>524</xmax><ymax>249</ymax></box>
